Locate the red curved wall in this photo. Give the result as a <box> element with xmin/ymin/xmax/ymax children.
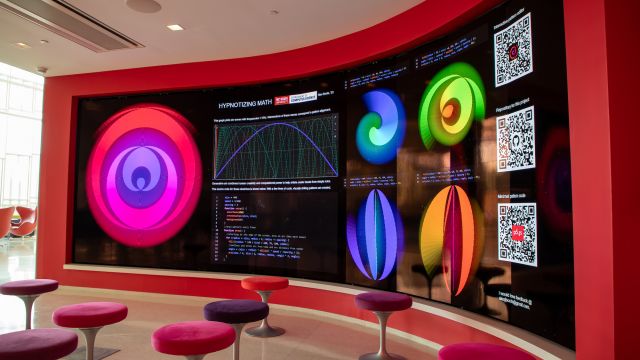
<box><xmin>36</xmin><ymin>0</ymin><xmax>639</xmax><ymax>358</ymax></box>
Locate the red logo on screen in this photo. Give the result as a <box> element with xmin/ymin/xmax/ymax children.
<box><xmin>508</xmin><ymin>44</ymin><xmax>519</xmax><ymax>61</ymax></box>
<box><xmin>512</xmin><ymin>225</ymin><xmax>525</xmax><ymax>241</ymax></box>
<box><xmin>274</xmin><ymin>96</ymin><xmax>289</xmax><ymax>105</ymax></box>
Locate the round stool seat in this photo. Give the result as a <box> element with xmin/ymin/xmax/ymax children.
<box><xmin>204</xmin><ymin>300</ymin><xmax>268</xmax><ymax>324</ymax></box>
<box><xmin>0</xmin><ymin>328</ymin><xmax>78</xmax><ymax>360</ymax></box>
<box><xmin>53</xmin><ymin>302</ymin><xmax>128</xmax><ymax>328</ymax></box>
<box><xmin>152</xmin><ymin>320</ymin><xmax>235</xmax><ymax>356</ymax></box>
<box><xmin>0</xmin><ymin>279</ymin><xmax>59</xmax><ymax>296</ymax></box>
<box><xmin>241</xmin><ymin>276</ymin><xmax>289</xmax><ymax>291</ymax></box>
<box><xmin>438</xmin><ymin>343</ymin><xmax>535</xmax><ymax>360</ymax></box>
<box><xmin>355</xmin><ymin>291</ymin><xmax>412</xmax><ymax>312</ymax></box>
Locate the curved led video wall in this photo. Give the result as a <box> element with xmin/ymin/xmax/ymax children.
<box><xmin>73</xmin><ymin>0</ymin><xmax>574</xmax><ymax>349</ymax></box>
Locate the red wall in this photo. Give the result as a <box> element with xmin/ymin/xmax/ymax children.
<box><xmin>37</xmin><ymin>0</ymin><xmax>631</xmax><ymax>358</ymax></box>
<box><xmin>602</xmin><ymin>0</ymin><xmax>640</xmax><ymax>357</ymax></box>
<box><xmin>563</xmin><ymin>0</ymin><xmax>614</xmax><ymax>358</ymax></box>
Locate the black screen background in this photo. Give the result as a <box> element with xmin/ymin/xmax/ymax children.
<box><xmin>72</xmin><ymin>0</ymin><xmax>574</xmax><ymax>348</ymax></box>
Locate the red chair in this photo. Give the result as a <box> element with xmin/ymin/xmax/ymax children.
<box><xmin>13</xmin><ymin>206</ymin><xmax>35</xmax><ymax>226</ymax></box>
<box><xmin>10</xmin><ymin>207</ymin><xmax>37</xmax><ymax>238</ymax></box>
<box><xmin>0</xmin><ymin>206</ymin><xmax>15</xmax><ymax>239</ymax></box>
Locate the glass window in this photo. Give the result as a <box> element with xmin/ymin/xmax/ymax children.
<box><xmin>0</xmin><ymin>62</ymin><xmax>43</xmax><ymax>208</ymax></box>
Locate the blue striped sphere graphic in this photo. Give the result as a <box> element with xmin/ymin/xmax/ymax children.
<box><xmin>347</xmin><ymin>189</ymin><xmax>403</xmax><ymax>280</ymax></box>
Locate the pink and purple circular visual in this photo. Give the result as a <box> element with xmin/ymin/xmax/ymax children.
<box><xmin>85</xmin><ymin>104</ymin><xmax>202</xmax><ymax>248</ymax></box>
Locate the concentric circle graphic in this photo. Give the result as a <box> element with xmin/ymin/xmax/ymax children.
<box><xmin>356</xmin><ymin>89</ymin><xmax>406</xmax><ymax>165</ymax></box>
<box><xmin>86</xmin><ymin>104</ymin><xmax>202</xmax><ymax>248</ymax></box>
<box><xmin>347</xmin><ymin>189</ymin><xmax>403</xmax><ymax>281</ymax></box>
<box><xmin>419</xmin><ymin>62</ymin><xmax>486</xmax><ymax>150</ymax></box>
<box><xmin>420</xmin><ymin>185</ymin><xmax>483</xmax><ymax>296</ymax></box>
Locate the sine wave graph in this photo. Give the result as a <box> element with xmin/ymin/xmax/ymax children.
<box><xmin>214</xmin><ymin>114</ymin><xmax>339</xmax><ymax>180</ymax></box>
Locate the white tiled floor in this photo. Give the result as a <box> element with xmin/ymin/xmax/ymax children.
<box><xmin>0</xmin><ymin>238</ymin><xmax>438</xmax><ymax>359</ymax></box>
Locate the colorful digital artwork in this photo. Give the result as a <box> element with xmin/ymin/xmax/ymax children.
<box><xmin>420</xmin><ymin>185</ymin><xmax>483</xmax><ymax>295</ymax></box>
<box><xmin>419</xmin><ymin>63</ymin><xmax>486</xmax><ymax>150</ymax></box>
<box><xmin>537</xmin><ymin>128</ymin><xmax>572</xmax><ymax>238</ymax></box>
<box><xmin>85</xmin><ymin>104</ymin><xmax>202</xmax><ymax>248</ymax></box>
<box><xmin>356</xmin><ymin>89</ymin><xmax>406</xmax><ymax>165</ymax></box>
<box><xmin>347</xmin><ymin>189</ymin><xmax>403</xmax><ymax>280</ymax></box>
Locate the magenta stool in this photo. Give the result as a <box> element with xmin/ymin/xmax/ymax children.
<box><xmin>152</xmin><ymin>320</ymin><xmax>235</xmax><ymax>360</ymax></box>
<box><xmin>0</xmin><ymin>279</ymin><xmax>58</xmax><ymax>329</ymax></box>
<box><xmin>0</xmin><ymin>328</ymin><xmax>78</xmax><ymax>360</ymax></box>
<box><xmin>240</xmin><ymin>275</ymin><xmax>288</xmax><ymax>337</ymax></box>
<box><xmin>53</xmin><ymin>302</ymin><xmax>128</xmax><ymax>360</ymax></box>
<box><xmin>438</xmin><ymin>343</ymin><xmax>536</xmax><ymax>360</ymax></box>
<box><xmin>204</xmin><ymin>299</ymin><xmax>269</xmax><ymax>360</ymax></box>
<box><xmin>355</xmin><ymin>291</ymin><xmax>413</xmax><ymax>360</ymax></box>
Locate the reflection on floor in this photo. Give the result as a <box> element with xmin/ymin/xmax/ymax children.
<box><xmin>0</xmin><ymin>236</ymin><xmax>36</xmax><ymax>284</ymax></box>
<box><xmin>0</xmin><ymin>238</ymin><xmax>437</xmax><ymax>359</ymax></box>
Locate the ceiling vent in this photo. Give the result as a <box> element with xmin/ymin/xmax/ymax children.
<box><xmin>0</xmin><ymin>0</ymin><xmax>144</xmax><ymax>52</ymax></box>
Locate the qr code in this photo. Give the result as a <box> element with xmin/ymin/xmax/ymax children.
<box><xmin>498</xmin><ymin>203</ymin><xmax>537</xmax><ymax>267</ymax></box>
<box><xmin>494</xmin><ymin>12</ymin><xmax>533</xmax><ymax>87</ymax></box>
<box><xmin>497</xmin><ymin>106</ymin><xmax>535</xmax><ymax>172</ymax></box>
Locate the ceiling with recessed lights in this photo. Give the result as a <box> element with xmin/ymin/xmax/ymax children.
<box><xmin>0</xmin><ymin>0</ymin><xmax>423</xmax><ymax>77</ymax></box>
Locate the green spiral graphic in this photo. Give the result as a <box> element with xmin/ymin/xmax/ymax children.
<box><xmin>419</xmin><ymin>63</ymin><xmax>486</xmax><ymax>150</ymax></box>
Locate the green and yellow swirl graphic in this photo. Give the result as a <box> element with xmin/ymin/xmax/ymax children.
<box><xmin>419</xmin><ymin>63</ymin><xmax>486</xmax><ymax>150</ymax></box>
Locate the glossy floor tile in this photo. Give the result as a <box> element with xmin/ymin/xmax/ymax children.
<box><xmin>0</xmin><ymin>238</ymin><xmax>437</xmax><ymax>359</ymax></box>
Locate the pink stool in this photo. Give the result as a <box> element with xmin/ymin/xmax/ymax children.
<box><xmin>53</xmin><ymin>302</ymin><xmax>128</xmax><ymax>360</ymax></box>
<box><xmin>0</xmin><ymin>328</ymin><xmax>78</xmax><ymax>360</ymax></box>
<box><xmin>152</xmin><ymin>320</ymin><xmax>235</xmax><ymax>360</ymax></box>
<box><xmin>438</xmin><ymin>343</ymin><xmax>536</xmax><ymax>360</ymax></box>
<box><xmin>355</xmin><ymin>291</ymin><xmax>413</xmax><ymax>360</ymax></box>
<box><xmin>240</xmin><ymin>276</ymin><xmax>288</xmax><ymax>337</ymax></box>
<box><xmin>0</xmin><ymin>279</ymin><xmax>58</xmax><ymax>329</ymax></box>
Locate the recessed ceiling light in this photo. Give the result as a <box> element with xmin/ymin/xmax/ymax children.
<box><xmin>126</xmin><ymin>0</ymin><xmax>161</xmax><ymax>13</ymax></box>
<box><xmin>167</xmin><ymin>24</ymin><xmax>184</xmax><ymax>31</ymax></box>
<box><xmin>40</xmin><ymin>40</ymin><xmax>49</xmax><ymax>44</ymax></box>
<box><xmin>15</xmin><ymin>42</ymin><xmax>31</xmax><ymax>49</ymax></box>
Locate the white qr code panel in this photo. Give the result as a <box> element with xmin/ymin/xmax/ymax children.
<box><xmin>497</xmin><ymin>106</ymin><xmax>535</xmax><ymax>172</ymax></box>
<box><xmin>498</xmin><ymin>203</ymin><xmax>537</xmax><ymax>267</ymax></box>
<box><xmin>495</xmin><ymin>13</ymin><xmax>533</xmax><ymax>87</ymax></box>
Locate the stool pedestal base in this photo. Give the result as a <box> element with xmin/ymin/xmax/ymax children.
<box><xmin>359</xmin><ymin>352</ymin><xmax>406</xmax><ymax>360</ymax></box>
<box><xmin>17</xmin><ymin>294</ymin><xmax>39</xmax><ymax>330</ymax></box>
<box><xmin>358</xmin><ymin>311</ymin><xmax>405</xmax><ymax>360</ymax></box>
<box><xmin>185</xmin><ymin>355</ymin><xmax>205</xmax><ymax>360</ymax></box>
<box><xmin>245</xmin><ymin>290</ymin><xmax>285</xmax><ymax>338</ymax></box>
<box><xmin>245</xmin><ymin>317</ymin><xmax>285</xmax><ymax>338</ymax></box>
<box><xmin>79</xmin><ymin>327</ymin><xmax>102</xmax><ymax>360</ymax></box>
<box><xmin>231</xmin><ymin>323</ymin><xmax>246</xmax><ymax>360</ymax></box>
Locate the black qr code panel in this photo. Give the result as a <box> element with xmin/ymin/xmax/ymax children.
<box><xmin>497</xmin><ymin>106</ymin><xmax>535</xmax><ymax>172</ymax></box>
<box><xmin>497</xmin><ymin>203</ymin><xmax>537</xmax><ymax>267</ymax></box>
<box><xmin>494</xmin><ymin>13</ymin><xmax>533</xmax><ymax>87</ymax></box>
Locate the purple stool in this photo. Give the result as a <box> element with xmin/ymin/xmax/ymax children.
<box><xmin>152</xmin><ymin>320</ymin><xmax>236</xmax><ymax>360</ymax></box>
<box><xmin>204</xmin><ymin>299</ymin><xmax>269</xmax><ymax>360</ymax></box>
<box><xmin>355</xmin><ymin>291</ymin><xmax>413</xmax><ymax>360</ymax></box>
<box><xmin>53</xmin><ymin>302</ymin><xmax>128</xmax><ymax>360</ymax></box>
<box><xmin>0</xmin><ymin>328</ymin><xmax>78</xmax><ymax>360</ymax></box>
<box><xmin>438</xmin><ymin>343</ymin><xmax>536</xmax><ymax>360</ymax></box>
<box><xmin>0</xmin><ymin>279</ymin><xmax>58</xmax><ymax>329</ymax></box>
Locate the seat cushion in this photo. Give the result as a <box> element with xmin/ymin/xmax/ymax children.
<box><xmin>0</xmin><ymin>279</ymin><xmax>59</xmax><ymax>296</ymax></box>
<box><xmin>241</xmin><ymin>276</ymin><xmax>289</xmax><ymax>291</ymax></box>
<box><xmin>438</xmin><ymin>343</ymin><xmax>536</xmax><ymax>360</ymax></box>
<box><xmin>355</xmin><ymin>291</ymin><xmax>412</xmax><ymax>312</ymax></box>
<box><xmin>0</xmin><ymin>328</ymin><xmax>78</xmax><ymax>360</ymax></box>
<box><xmin>53</xmin><ymin>302</ymin><xmax>128</xmax><ymax>328</ymax></box>
<box><xmin>152</xmin><ymin>320</ymin><xmax>235</xmax><ymax>356</ymax></box>
<box><xmin>204</xmin><ymin>299</ymin><xmax>269</xmax><ymax>324</ymax></box>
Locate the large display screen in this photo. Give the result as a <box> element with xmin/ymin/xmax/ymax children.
<box><xmin>73</xmin><ymin>0</ymin><xmax>574</xmax><ymax>348</ymax></box>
